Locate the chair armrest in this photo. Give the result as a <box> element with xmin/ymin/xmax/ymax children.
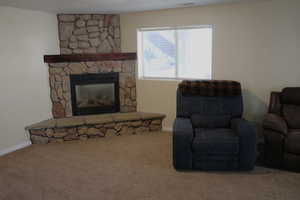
<box><xmin>263</xmin><ymin>113</ymin><xmax>288</xmax><ymax>135</ymax></box>
<box><xmin>173</xmin><ymin>118</ymin><xmax>194</xmax><ymax>170</ymax></box>
<box><xmin>231</xmin><ymin>118</ymin><xmax>257</xmax><ymax>170</ymax></box>
<box><xmin>268</xmin><ymin>92</ymin><xmax>281</xmax><ymax>115</ymax></box>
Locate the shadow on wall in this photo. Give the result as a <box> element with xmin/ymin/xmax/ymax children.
<box><xmin>242</xmin><ymin>88</ymin><xmax>268</xmax><ymax>124</ymax></box>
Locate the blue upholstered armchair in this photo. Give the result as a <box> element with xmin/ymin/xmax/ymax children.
<box><xmin>173</xmin><ymin>80</ymin><xmax>256</xmax><ymax>170</ymax></box>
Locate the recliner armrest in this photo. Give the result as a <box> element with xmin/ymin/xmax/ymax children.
<box><xmin>231</xmin><ymin>118</ymin><xmax>256</xmax><ymax>170</ymax></box>
<box><xmin>173</xmin><ymin>118</ymin><xmax>194</xmax><ymax>170</ymax></box>
<box><xmin>263</xmin><ymin>113</ymin><xmax>288</xmax><ymax>135</ymax></box>
<box><xmin>173</xmin><ymin>118</ymin><xmax>194</xmax><ymax>140</ymax></box>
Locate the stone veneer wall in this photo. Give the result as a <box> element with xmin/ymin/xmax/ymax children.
<box><xmin>58</xmin><ymin>14</ymin><xmax>120</xmax><ymax>54</ymax></box>
<box><xmin>29</xmin><ymin>119</ymin><xmax>162</xmax><ymax>144</ymax></box>
<box><xmin>49</xmin><ymin>60</ymin><xmax>136</xmax><ymax>118</ymax></box>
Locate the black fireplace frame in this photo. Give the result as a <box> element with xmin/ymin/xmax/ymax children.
<box><xmin>70</xmin><ymin>73</ymin><xmax>120</xmax><ymax>116</ymax></box>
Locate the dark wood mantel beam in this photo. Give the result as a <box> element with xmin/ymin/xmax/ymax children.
<box><xmin>44</xmin><ymin>53</ymin><xmax>137</xmax><ymax>63</ymax></box>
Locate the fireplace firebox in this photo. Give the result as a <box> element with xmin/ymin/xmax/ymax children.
<box><xmin>70</xmin><ymin>73</ymin><xmax>120</xmax><ymax>116</ymax></box>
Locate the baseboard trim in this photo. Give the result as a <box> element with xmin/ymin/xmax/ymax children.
<box><xmin>163</xmin><ymin>127</ymin><xmax>173</xmax><ymax>132</ymax></box>
<box><xmin>0</xmin><ymin>140</ymin><xmax>32</xmax><ymax>156</ymax></box>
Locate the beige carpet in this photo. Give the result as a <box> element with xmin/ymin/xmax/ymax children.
<box><xmin>0</xmin><ymin>131</ymin><xmax>300</xmax><ymax>200</ymax></box>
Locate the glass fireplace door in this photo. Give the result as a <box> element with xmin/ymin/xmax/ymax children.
<box><xmin>70</xmin><ymin>73</ymin><xmax>120</xmax><ymax>116</ymax></box>
<box><xmin>75</xmin><ymin>83</ymin><xmax>115</xmax><ymax>108</ymax></box>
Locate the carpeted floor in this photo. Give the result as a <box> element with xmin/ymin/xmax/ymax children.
<box><xmin>0</xmin><ymin>131</ymin><xmax>300</xmax><ymax>200</ymax></box>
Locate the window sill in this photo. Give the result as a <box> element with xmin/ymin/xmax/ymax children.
<box><xmin>138</xmin><ymin>77</ymin><xmax>212</xmax><ymax>81</ymax></box>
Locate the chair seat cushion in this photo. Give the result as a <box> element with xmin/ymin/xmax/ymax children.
<box><xmin>191</xmin><ymin>114</ymin><xmax>231</xmax><ymax>128</ymax></box>
<box><xmin>192</xmin><ymin>128</ymin><xmax>239</xmax><ymax>155</ymax></box>
<box><xmin>285</xmin><ymin>130</ymin><xmax>300</xmax><ymax>154</ymax></box>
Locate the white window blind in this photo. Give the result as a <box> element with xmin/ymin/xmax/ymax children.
<box><xmin>138</xmin><ymin>26</ymin><xmax>213</xmax><ymax>80</ymax></box>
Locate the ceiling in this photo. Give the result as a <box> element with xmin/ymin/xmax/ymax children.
<box><xmin>0</xmin><ymin>0</ymin><xmax>259</xmax><ymax>13</ymax></box>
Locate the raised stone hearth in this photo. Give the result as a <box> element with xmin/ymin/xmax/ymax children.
<box><xmin>26</xmin><ymin>112</ymin><xmax>165</xmax><ymax>144</ymax></box>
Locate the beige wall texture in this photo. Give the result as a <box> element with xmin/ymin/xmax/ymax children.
<box><xmin>0</xmin><ymin>6</ymin><xmax>59</xmax><ymax>153</ymax></box>
<box><xmin>121</xmin><ymin>0</ymin><xmax>300</xmax><ymax>130</ymax></box>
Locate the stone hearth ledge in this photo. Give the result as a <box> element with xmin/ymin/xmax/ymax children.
<box><xmin>25</xmin><ymin>112</ymin><xmax>166</xmax><ymax>144</ymax></box>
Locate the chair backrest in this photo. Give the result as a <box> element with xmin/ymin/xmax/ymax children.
<box><xmin>176</xmin><ymin>80</ymin><xmax>243</xmax><ymax>119</ymax></box>
<box><xmin>280</xmin><ymin>88</ymin><xmax>300</xmax><ymax>129</ymax></box>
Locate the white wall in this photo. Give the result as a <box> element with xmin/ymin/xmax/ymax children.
<box><xmin>121</xmin><ymin>0</ymin><xmax>300</xmax><ymax>130</ymax></box>
<box><xmin>0</xmin><ymin>6</ymin><xmax>59</xmax><ymax>153</ymax></box>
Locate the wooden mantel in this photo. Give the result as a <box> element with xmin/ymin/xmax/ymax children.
<box><xmin>44</xmin><ymin>53</ymin><xmax>137</xmax><ymax>63</ymax></box>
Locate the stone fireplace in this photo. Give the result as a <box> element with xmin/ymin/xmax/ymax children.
<box><xmin>25</xmin><ymin>53</ymin><xmax>167</xmax><ymax>144</ymax></box>
<box><xmin>25</xmin><ymin>13</ymin><xmax>166</xmax><ymax>144</ymax></box>
<box><xmin>70</xmin><ymin>72</ymin><xmax>120</xmax><ymax>115</ymax></box>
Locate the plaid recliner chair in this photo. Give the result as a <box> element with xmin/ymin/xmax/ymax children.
<box><xmin>173</xmin><ymin>80</ymin><xmax>256</xmax><ymax>170</ymax></box>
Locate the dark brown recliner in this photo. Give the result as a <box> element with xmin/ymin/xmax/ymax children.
<box><xmin>263</xmin><ymin>87</ymin><xmax>300</xmax><ymax>172</ymax></box>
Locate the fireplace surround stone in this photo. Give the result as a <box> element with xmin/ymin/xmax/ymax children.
<box><xmin>58</xmin><ymin>14</ymin><xmax>120</xmax><ymax>54</ymax></box>
<box><xmin>48</xmin><ymin>60</ymin><xmax>137</xmax><ymax>118</ymax></box>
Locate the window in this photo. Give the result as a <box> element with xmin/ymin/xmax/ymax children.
<box><xmin>137</xmin><ymin>26</ymin><xmax>213</xmax><ymax>80</ymax></box>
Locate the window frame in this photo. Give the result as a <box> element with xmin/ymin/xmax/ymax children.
<box><xmin>137</xmin><ymin>25</ymin><xmax>214</xmax><ymax>81</ymax></box>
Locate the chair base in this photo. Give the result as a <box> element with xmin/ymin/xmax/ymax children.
<box><xmin>284</xmin><ymin>153</ymin><xmax>300</xmax><ymax>172</ymax></box>
<box><xmin>193</xmin><ymin>160</ymin><xmax>239</xmax><ymax>171</ymax></box>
